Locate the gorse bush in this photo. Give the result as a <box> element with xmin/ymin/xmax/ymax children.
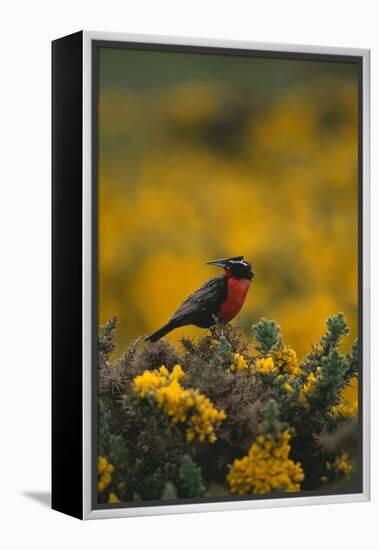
<box><xmin>97</xmin><ymin>313</ymin><xmax>359</xmax><ymax>504</ymax></box>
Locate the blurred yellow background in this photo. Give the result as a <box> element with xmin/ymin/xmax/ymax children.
<box><xmin>98</xmin><ymin>48</ymin><xmax>358</xmax><ymax>399</ymax></box>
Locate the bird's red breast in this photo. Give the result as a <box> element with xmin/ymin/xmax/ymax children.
<box><xmin>219</xmin><ymin>277</ymin><xmax>251</xmax><ymax>322</ymax></box>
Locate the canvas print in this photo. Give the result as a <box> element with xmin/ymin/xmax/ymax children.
<box><xmin>95</xmin><ymin>45</ymin><xmax>361</xmax><ymax>507</ymax></box>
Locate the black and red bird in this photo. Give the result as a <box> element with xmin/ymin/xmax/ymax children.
<box><xmin>145</xmin><ymin>256</ymin><xmax>254</xmax><ymax>342</ymax></box>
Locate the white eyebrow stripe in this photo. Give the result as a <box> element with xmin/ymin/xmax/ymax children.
<box><xmin>228</xmin><ymin>259</ymin><xmax>249</xmax><ymax>266</ymax></box>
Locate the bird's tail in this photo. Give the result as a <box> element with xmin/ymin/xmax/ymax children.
<box><xmin>145</xmin><ymin>321</ymin><xmax>178</xmax><ymax>343</ymax></box>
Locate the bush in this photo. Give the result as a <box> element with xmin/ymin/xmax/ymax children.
<box><xmin>97</xmin><ymin>313</ymin><xmax>359</xmax><ymax>504</ymax></box>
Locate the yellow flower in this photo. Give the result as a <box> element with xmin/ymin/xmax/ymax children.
<box><xmin>332</xmin><ymin>400</ymin><xmax>358</xmax><ymax>418</ymax></box>
<box><xmin>100</xmin><ymin>472</ymin><xmax>112</xmax><ymax>486</ymax></box>
<box><xmin>304</xmin><ymin>372</ymin><xmax>317</xmax><ymax>391</ymax></box>
<box><xmin>97</xmin><ymin>456</ymin><xmax>115</xmax><ymax>494</ymax></box>
<box><xmin>155</xmin><ymin>379</ymin><xmax>193</xmax><ymax>424</ymax></box>
<box><xmin>334</xmin><ymin>453</ymin><xmax>352</xmax><ymax>475</ymax></box>
<box><xmin>284</xmin><ymin>382</ymin><xmax>294</xmax><ymax>394</ymax></box>
<box><xmin>133</xmin><ymin>364</ymin><xmax>185</xmax><ymax>398</ymax></box>
<box><xmin>230</xmin><ymin>352</ymin><xmax>249</xmax><ymax>372</ymax></box>
<box><xmin>97</xmin><ymin>456</ymin><xmax>108</xmax><ymax>474</ymax></box>
<box><xmin>133</xmin><ymin>365</ymin><xmax>226</xmax><ymax>443</ymax></box>
<box><xmin>186</xmin><ymin>394</ymin><xmax>226</xmax><ymax>443</ymax></box>
<box><xmin>255</xmin><ymin>356</ymin><xmax>277</xmax><ymax>375</ymax></box>
<box><xmin>159</xmin><ymin>365</ymin><xmax>169</xmax><ymax>377</ymax></box>
<box><xmin>171</xmin><ymin>364</ymin><xmax>186</xmax><ymax>382</ymax></box>
<box><xmin>108</xmin><ymin>492</ymin><xmax>121</xmax><ymax>503</ymax></box>
<box><xmin>227</xmin><ymin>430</ymin><xmax>304</xmax><ymax>495</ymax></box>
<box><xmin>273</xmin><ymin>346</ymin><xmax>301</xmax><ymax>377</ymax></box>
<box><xmin>300</xmin><ymin>371</ymin><xmax>319</xmax><ymax>403</ymax></box>
<box><xmin>97</xmin><ymin>480</ymin><xmax>106</xmax><ymax>493</ymax></box>
<box><xmin>133</xmin><ymin>370</ymin><xmax>165</xmax><ymax>398</ymax></box>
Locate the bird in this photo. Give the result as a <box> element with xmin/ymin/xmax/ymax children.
<box><xmin>145</xmin><ymin>256</ymin><xmax>254</xmax><ymax>342</ymax></box>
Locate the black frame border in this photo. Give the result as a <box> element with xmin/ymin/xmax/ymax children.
<box><xmin>52</xmin><ymin>30</ymin><xmax>84</xmax><ymax>519</ymax></box>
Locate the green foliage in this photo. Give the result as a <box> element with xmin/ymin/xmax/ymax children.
<box><xmin>260</xmin><ymin>399</ymin><xmax>280</xmax><ymax>436</ymax></box>
<box><xmin>252</xmin><ymin>318</ymin><xmax>281</xmax><ymax>354</ymax></box>
<box><xmin>98</xmin><ymin>399</ymin><xmax>111</xmax><ymax>457</ymax></box>
<box><xmin>161</xmin><ymin>481</ymin><xmax>178</xmax><ymax>500</ymax></box>
<box><xmin>345</xmin><ymin>338</ymin><xmax>359</xmax><ymax>379</ymax></box>
<box><xmin>109</xmin><ymin>434</ymin><xmax>129</xmax><ymax>471</ymax></box>
<box><xmin>321</xmin><ymin>312</ymin><xmax>349</xmax><ymax>351</ymax></box>
<box><xmin>97</xmin><ymin>312</ymin><xmax>359</xmax><ymax>502</ymax></box>
<box><xmin>179</xmin><ymin>455</ymin><xmax>205</xmax><ymax>498</ymax></box>
<box><xmin>311</xmin><ymin>350</ymin><xmax>347</xmax><ymax>406</ymax></box>
<box><xmin>98</xmin><ymin>316</ymin><xmax>117</xmax><ymax>367</ymax></box>
<box><xmin>215</xmin><ymin>335</ymin><xmax>233</xmax><ymax>360</ymax></box>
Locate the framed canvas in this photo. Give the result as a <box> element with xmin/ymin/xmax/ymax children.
<box><xmin>52</xmin><ymin>31</ymin><xmax>370</xmax><ymax>520</ymax></box>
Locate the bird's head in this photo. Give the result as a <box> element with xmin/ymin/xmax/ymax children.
<box><xmin>207</xmin><ymin>256</ymin><xmax>254</xmax><ymax>280</ymax></box>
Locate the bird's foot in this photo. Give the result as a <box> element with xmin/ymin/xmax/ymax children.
<box><xmin>212</xmin><ymin>314</ymin><xmax>225</xmax><ymax>337</ymax></box>
<box><xmin>212</xmin><ymin>313</ymin><xmax>220</xmax><ymax>325</ymax></box>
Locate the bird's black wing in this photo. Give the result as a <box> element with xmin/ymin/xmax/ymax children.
<box><xmin>169</xmin><ymin>275</ymin><xmax>228</xmax><ymax>324</ymax></box>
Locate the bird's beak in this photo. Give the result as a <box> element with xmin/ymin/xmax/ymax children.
<box><xmin>206</xmin><ymin>258</ymin><xmax>227</xmax><ymax>268</ymax></box>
